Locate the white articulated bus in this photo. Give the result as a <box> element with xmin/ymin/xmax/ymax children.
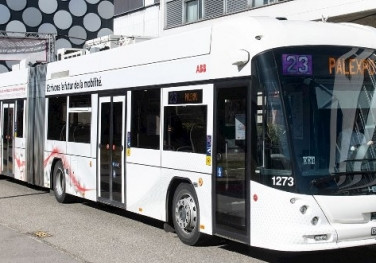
<box><xmin>2</xmin><ymin>16</ymin><xmax>376</xmax><ymax>251</ymax></box>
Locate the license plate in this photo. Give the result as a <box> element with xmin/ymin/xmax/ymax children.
<box><xmin>371</xmin><ymin>227</ymin><xmax>376</xmax><ymax>236</ymax></box>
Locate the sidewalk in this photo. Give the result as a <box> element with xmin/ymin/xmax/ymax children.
<box><xmin>0</xmin><ymin>224</ymin><xmax>80</xmax><ymax>263</ymax></box>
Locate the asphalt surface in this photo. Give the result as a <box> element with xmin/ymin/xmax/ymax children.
<box><xmin>2</xmin><ymin>175</ymin><xmax>376</xmax><ymax>263</ymax></box>
<box><xmin>0</xmin><ymin>224</ymin><xmax>79</xmax><ymax>263</ymax></box>
<box><xmin>0</xmin><ymin>175</ymin><xmax>266</xmax><ymax>263</ymax></box>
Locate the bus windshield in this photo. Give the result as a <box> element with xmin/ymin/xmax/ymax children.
<box><xmin>254</xmin><ymin>46</ymin><xmax>376</xmax><ymax>195</ymax></box>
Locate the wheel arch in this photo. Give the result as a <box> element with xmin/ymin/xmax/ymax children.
<box><xmin>165</xmin><ymin>177</ymin><xmax>195</xmax><ymax>225</ymax></box>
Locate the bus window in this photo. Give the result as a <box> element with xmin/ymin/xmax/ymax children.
<box><xmin>163</xmin><ymin>105</ymin><xmax>207</xmax><ymax>153</ymax></box>
<box><xmin>253</xmin><ymin>55</ymin><xmax>293</xmax><ymax>189</ymax></box>
<box><xmin>68</xmin><ymin>95</ymin><xmax>91</xmax><ymax>143</ymax></box>
<box><xmin>47</xmin><ymin>96</ymin><xmax>67</xmax><ymax>141</ymax></box>
<box><xmin>131</xmin><ymin>89</ymin><xmax>160</xmax><ymax>149</ymax></box>
<box><xmin>257</xmin><ymin>85</ymin><xmax>292</xmax><ymax>172</ymax></box>
<box><xmin>16</xmin><ymin>99</ymin><xmax>24</xmax><ymax>138</ymax></box>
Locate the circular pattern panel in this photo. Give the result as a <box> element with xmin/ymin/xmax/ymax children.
<box><xmin>69</xmin><ymin>26</ymin><xmax>87</xmax><ymax>45</ymax></box>
<box><xmin>83</xmin><ymin>13</ymin><xmax>101</xmax><ymax>32</ymax></box>
<box><xmin>23</xmin><ymin>7</ymin><xmax>43</xmax><ymax>27</ymax></box>
<box><xmin>97</xmin><ymin>28</ymin><xmax>113</xmax><ymax>38</ymax></box>
<box><xmin>38</xmin><ymin>23</ymin><xmax>58</xmax><ymax>35</ymax></box>
<box><xmin>54</xmin><ymin>10</ymin><xmax>73</xmax><ymax>30</ymax></box>
<box><xmin>0</xmin><ymin>5</ymin><xmax>11</xmax><ymax>25</ymax></box>
<box><xmin>6</xmin><ymin>20</ymin><xmax>26</xmax><ymax>34</ymax></box>
<box><xmin>69</xmin><ymin>0</ymin><xmax>87</xmax><ymax>17</ymax></box>
<box><xmin>56</xmin><ymin>38</ymin><xmax>72</xmax><ymax>50</ymax></box>
<box><xmin>0</xmin><ymin>64</ymin><xmax>9</xmax><ymax>73</ymax></box>
<box><xmin>38</xmin><ymin>0</ymin><xmax>58</xmax><ymax>14</ymax></box>
<box><xmin>98</xmin><ymin>1</ymin><xmax>114</xmax><ymax>19</ymax></box>
<box><xmin>6</xmin><ymin>0</ymin><xmax>27</xmax><ymax>11</ymax></box>
<box><xmin>85</xmin><ymin>0</ymin><xmax>100</xmax><ymax>4</ymax></box>
<box><xmin>1</xmin><ymin>0</ymin><xmax>114</xmax><ymax>73</ymax></box>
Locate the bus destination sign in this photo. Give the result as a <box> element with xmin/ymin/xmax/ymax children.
<box><xmin>328</xmin><ymin>57</ymin><xmax>376</xmax><ymax>76</ymax></box>
<box><xmin>282</xmin><ymin>54</ymin><xmax>313</xmax><ymax>76</ymax></box>
<box><xmin>168</xmin><ymin>89</ymin><xmax>203</xmax><ymax>104</ymax></box>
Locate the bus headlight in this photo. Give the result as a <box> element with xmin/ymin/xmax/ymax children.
<box><xmin>300</xmin><ymin>205</ymin><xmax>308</xmax><ymax>214</ymax></box>
<box><xmin>311</xmin><ymin>216</ymin><xmax>319</xmax><ymax>225</ymax></box>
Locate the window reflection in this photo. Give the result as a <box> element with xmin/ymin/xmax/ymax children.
<box><xmin>131</xmin><ymin>89</ymin><xmax>160</xmax><ymax>149</ymax></box>
<box><xmin>47</xmin><ymin>96</ymin><xmax>67</xmax><ymax>141</ymax></box>
<box><xmin>164</xmin><ymin>105</ymin><xmax>207</xmax><ymax>153</ymax></box>
<box><xmin>68</xmin><ymin>95</ymin><xmax>91</xmax><ymax>144</ymax></box>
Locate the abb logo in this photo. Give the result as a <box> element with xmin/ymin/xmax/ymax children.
<box><xmin>196</xmin><ymin>64</ymin><xmax>206</xmax><ymax>73</ymax></box>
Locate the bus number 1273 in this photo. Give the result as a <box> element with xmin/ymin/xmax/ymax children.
<box><xmin>272</xmin><ymin>176</ymin><xmax>294</xmax><ymax>187</ymax></box>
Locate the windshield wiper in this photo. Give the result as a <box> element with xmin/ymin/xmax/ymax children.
<box><xmin>343</xmin><ymin>158</ymin><xmax>376</xmax><ymax>162</ymax></box>
<box><xmin>311</xmin><ymin>170</ymin><xmax>376</xmax><ymax>187</ymax></box>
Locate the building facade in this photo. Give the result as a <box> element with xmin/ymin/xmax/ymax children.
<box><xmin>113</xmin><ymin>0</ymin><xmax>376</xmax><ymax>37</ymax></box>
<box><xmin>0</xmin><ymin>0</ymin><xmax>114</xmax><ymax>72</ymax></box>
<box><xmin>1</xmin><ymin>0</ymin><xmax>376</xmax><ymax>72</ymax></box>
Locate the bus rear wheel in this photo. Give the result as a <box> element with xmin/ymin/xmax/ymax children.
<box><xmin>53</xmin><ymin>161</ymin><xmax>70</xmax><ymax>203</ymax></box>
<box><xmin>172</xmin><ymin>183</ymin><xmax>202</xmax><ymax>245</ymax></box>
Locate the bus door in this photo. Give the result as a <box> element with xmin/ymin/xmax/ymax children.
<box><xmin>98</xmin><ymin>96</ymin><xmax>126</xmax><ymax>205</ymax></box>
<box><xmin>214</xmin><ymin>85</ymin><xmax>249</xmax><ymax>242</ymax></box>
<box><xmin>2</xmin><ymin>103</ymin><xmax>14</xmax><ymax>176</ymax></box>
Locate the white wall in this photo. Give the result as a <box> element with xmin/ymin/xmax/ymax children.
<box><xmin>114</xmin><ymin>5</ymin><xmax>159</xmax><ymax>37</ymax></box>
<box><xmin>162</xmin><ymin>0</ymin><xmax>376</xmax><ymax>35</ymax></box>
<box><xmin>114</xmin><ymin>0</ymin><xmax>376</xmax><ymax>37</ymax></box>
<box><xmin>249</xmin><ymin>0</ymin><xmax>376</xmax><ymax>21</ymax></box>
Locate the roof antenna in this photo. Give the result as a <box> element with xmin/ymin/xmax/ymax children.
<box><xmin>322</xmin><ymin>14</ymin><xmax>329</xmax><ymax>22</ymax></box>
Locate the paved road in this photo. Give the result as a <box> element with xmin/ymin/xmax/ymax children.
<box><xmin>0</xmin><ymin>223</ymin><xmax>78</xmax><ymax>263</ymax></box>
<box><xmin>2</xmin><ymin>175</ymin><xmax>376</xmax><ymax>263</ymax></box>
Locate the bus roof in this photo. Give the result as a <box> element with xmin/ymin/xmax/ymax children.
<box><xmin>46</xmin><ymin>16</ymin><xmax>376</xmax><ymax>80</ymax></box>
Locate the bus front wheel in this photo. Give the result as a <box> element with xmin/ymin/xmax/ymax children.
<box><xmin>172</xmin><ymin>183</ymin><xmax>202</xmax><ymax>245</ymax></box>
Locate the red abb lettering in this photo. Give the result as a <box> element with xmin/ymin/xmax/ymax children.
<box><xmin>196</xmin><ymin>64</ymin><xmax>206</xmax><ymax>73</ymax></box>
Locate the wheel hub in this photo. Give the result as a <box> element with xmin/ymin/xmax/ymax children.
<box><xmin>56</xmin><ymin>168</ymin><xmax>64</xmax><ymax>196</ymax></box>
<box><xmin>175</xmin><ymin>195</ymin><xmax>197</xmax><ymax>233</ymax></box>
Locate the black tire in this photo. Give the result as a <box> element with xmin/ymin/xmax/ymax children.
<box><xmin>172</xmin><ymin>183</ymin><xmax>202</xmax><ymax>245</ymax></box>
<box><xmin>53</xmin><ymin>161</ymin><xmax>70</xmax><ymax>203</ymax></box>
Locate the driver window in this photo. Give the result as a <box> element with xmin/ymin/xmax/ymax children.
<box><xmin>255</xmin><ymin>82</ymin><xmax>292</xmax><ymax>173</ymax></box>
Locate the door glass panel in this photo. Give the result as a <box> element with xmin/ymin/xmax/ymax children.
<box><xmin>8</xmin><ymin>107</ymin><xmax>13</xmax><ymax>174</ymax></box>
<box><xmin>99</xmin><ymin>97</ymin><xmax>125</xmax><ymax>203</ymax></box>
<box><xmin>112</xmin><ymin>101</ymin><xmax>123</xmax><ymax>202</ymax></box>
<box><xmin>2</xmin><ymin>105</ymin><xmax>14</xmax><ymax>175</ymax></box>
<box><xmin>16</xmin><ymin>100</ymin><xmax>24</xmax><ymax>138</ymax></box>
<box><xmin>2</xmin><ymin>107</ymin><xmax>8</xmax><ymax>173</ymax></box>
<box><xmin>215</xmin><ymin>87</ymin><xmax>247</xmax><ymax>234</ymax></box>
<box><xmin>100</xmin><ymin>102</ymin><xmax>111</xmax><ymax>199</ymax></box>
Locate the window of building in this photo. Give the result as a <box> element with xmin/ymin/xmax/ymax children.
<box><xmin>166</xmin><ymin>0</ymin><xmax>183</xmax><ymax>28</ymax></box>
<box><xmin>68</xmin><ymin>95</ymin><xmax>91</xmax><ymax>143</ymax></box>
<box><xmin>250</xmin><ymin>0</ymin><xmax>270</xmax><ymax>8</ymax></box>
<box><xmin>47</xmin><ymin>96</ymin><xmax>67</xmax><ymax>141</ymax></box>
<box><xmin>164</xmin><ymin>105</ymin><xmax>207</xmax><ymax>153</ymax></box>
<box><xmin>204</xmin><ymin>0</ymin><xmax>224</xmax><ymax>19</ymax></box>
<box><xmin>226</xmin><ymin>0</ymin><xmax>247</xmax><ymax>13</ymax></box>
<box><xmin>16</xmin><ymin>99</ymin><xmax>24</xmax><ymax>138</ymax></box>
<box><xmin>185</xmin><ymin>0</ymin><xmax>202</xmax><ymax>23</ymax></box>
<box><xmin>114</xmin><ymin>0</ymin><xmax>144</xmax><ymax>16</ymax></box>
<box><xmin>131</xmin><ymin>89</ymin><xmax>160</xmax><ymax>149</ymax></box>
<box><xmin>166</xmin><ymin>0</ymin><xmax>288</xmax><ymax>29</ymax></box>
